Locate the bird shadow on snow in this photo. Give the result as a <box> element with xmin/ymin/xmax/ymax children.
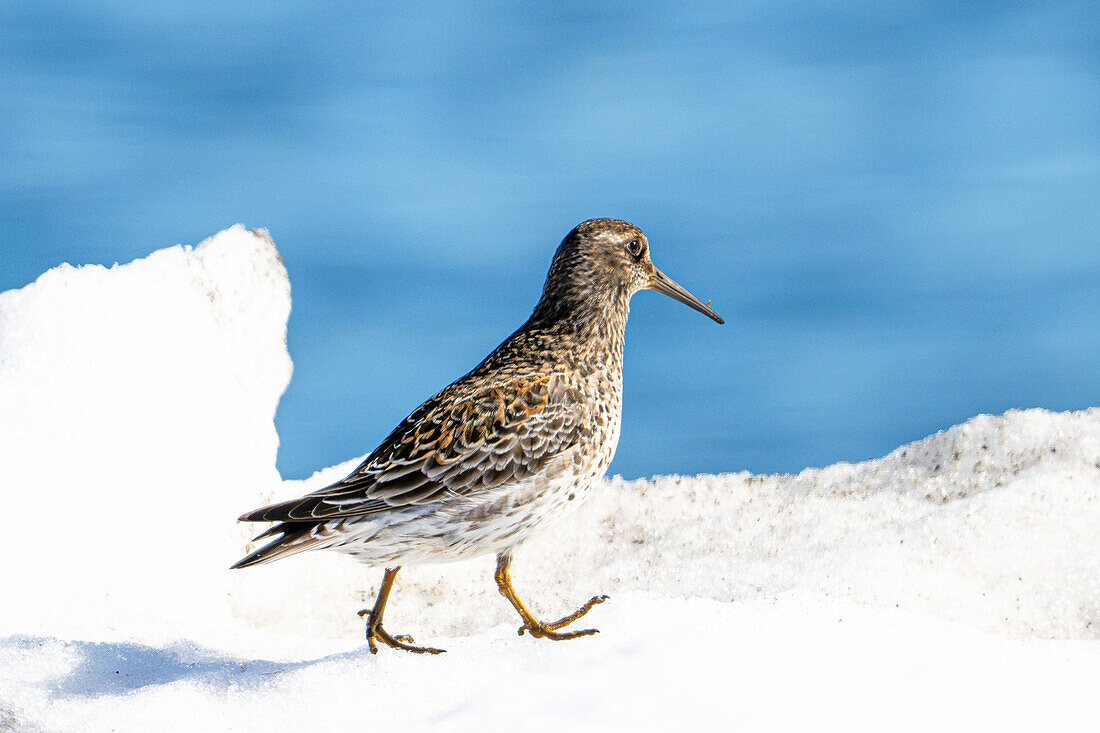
<box><xmin>0</xmin><ymin>634</ymin><xmax>364</xmax><ymax>699</ymax></box>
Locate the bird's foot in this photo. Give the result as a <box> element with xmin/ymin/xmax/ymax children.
<box><xmin>518</xmin><ymin>594</ymin><xmax>609</xmax><ymax>640</ymax></box>
<box><xmin>358</xmin><ymin>608</ymin><xmax>445</xmax><ymax>655</ymax></box>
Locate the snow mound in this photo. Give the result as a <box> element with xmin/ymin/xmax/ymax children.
<box><xmin>1</xmin><ymin>226</ymin><xmax>1097</xmax><ymax>731</ymax></box>
<box><xmin>231</xmin><ymin>408</ymin><xmax>1100</xmax><ymax>642</ymax></box>
<box><xmin>0</xmin><ymin>225</ymin><xmax>291</xmax><ymax>643</ymax></box>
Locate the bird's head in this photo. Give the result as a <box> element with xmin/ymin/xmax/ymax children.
<box><xmin>533</xmin><ymin>218</ymin><xmax>724</xmax><ymax>326</ymax></box>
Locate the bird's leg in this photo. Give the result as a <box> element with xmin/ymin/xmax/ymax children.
<box><xmin>494</xmin><ymin>552</ymin><xmax>608</xmax><ymax>640</ymax></box>
<box><xmin>357</xmin><ymin>566</ymin><xmax>445</xmax><ymax>655</ymax></box>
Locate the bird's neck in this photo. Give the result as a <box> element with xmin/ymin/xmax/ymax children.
<box><xmin>527</xmin><ymin>286</ymin><xmax>630</xmax><ymax>370</ymax></box>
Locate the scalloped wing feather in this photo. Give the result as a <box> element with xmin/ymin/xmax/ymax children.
<box><xmin>238</xmin><ymin>372</ymin><xmax>588</xmax><ymax>523</ymax></box>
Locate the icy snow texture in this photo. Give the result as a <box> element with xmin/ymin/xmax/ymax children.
<box><xmin>234</xmin><ymin>409</ymin><xmax>1100</xmax><ymax>643</ymax></box>
<box><xmin>0</xmin><ymin>226</ymin><xmax>291</xmax><ymax>644</ymax></box>
<box><xmin>1</xmin><ymin>227</ymin><xmax>1097</xmax><ymax>731</ymax></box>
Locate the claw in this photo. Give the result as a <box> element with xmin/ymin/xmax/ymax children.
<box><xmin>519</xmin><ymin>621</ymin><xmax>600</xmax><ymax>640</ymax></box>
<box><xmin>360</xmin><ymin>567</ymin><xmax>446</xmax><ymax>655</ymax></box>
<box><xmin>495</xmin><ymin>553</ymin><xmax>607</xmax><ymax>644</ymax></box>
<box><xmin>364</xmin><ymin>615</ymin><xmax>444</xmax><ymax>655</ymax></box>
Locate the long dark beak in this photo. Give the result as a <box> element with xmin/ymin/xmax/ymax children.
<box><xmin>649</xmin><ymin>267</ymin><xmax>724</xmax><ymax>324</ymax></box>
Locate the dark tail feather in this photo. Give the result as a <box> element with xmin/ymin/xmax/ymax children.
<box><xmin>230</xmin><ymin>523</ymin><xmax>324</xmax><ymax>569</ymax></box>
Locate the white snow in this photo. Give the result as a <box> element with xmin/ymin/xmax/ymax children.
<box><xmin>1</xmin><ymin>226</ymin><xmax>1098</xmax><ymax>732</ymax></box>
<box><xmin>0</xmin><ymin>226</ymin><xmax>291</xmax><ymax>645</ymax></box>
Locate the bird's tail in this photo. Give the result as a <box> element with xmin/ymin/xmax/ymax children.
<box><xmin>230</xmin><ymin>523</ymin><xmax>325</xmax><ymax>569</ymax></box>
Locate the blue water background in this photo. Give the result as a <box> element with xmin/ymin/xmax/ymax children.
<box><xmin>2</xmin><ymin>2</ymin><xmax>1098</xmax><ymax>479</ymax></box>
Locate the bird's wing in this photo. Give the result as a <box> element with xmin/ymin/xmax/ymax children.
<box><xmin>239</xmin><ymin>372</ymin><xmax>587</xmax><ymax>522</ymax></box>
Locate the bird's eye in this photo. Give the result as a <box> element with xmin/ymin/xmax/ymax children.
<box><xmin>627</xmin><ymin>240</ymin><xmax>642</xmax><ymax>257</ymax></box>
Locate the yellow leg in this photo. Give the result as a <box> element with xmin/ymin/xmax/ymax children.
<box><xmin>494</xmin><ymin>553</ymin><xmax>608</xmax><ymax>640</ymax></box>
<box><xmin>358</xmin><ymin>566</ymin><xmax>445</xmax><ymax>655</ymax></box>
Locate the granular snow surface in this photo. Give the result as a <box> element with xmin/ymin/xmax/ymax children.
<box><xmin>1</xmin><ymin>227</ymin><xmax>1097</xmax><ymax>731</ymax></box>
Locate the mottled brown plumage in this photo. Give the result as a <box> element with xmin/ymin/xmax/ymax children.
<box><xmin>233</xmin><ymin>218</ymin><xmax>723</xmax><ymax>654</ymax></box>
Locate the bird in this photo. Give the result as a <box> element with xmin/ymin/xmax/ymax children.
<box><xmin>232</xmin><ymin>218</ymin><xmax>723</xmax><ymax>654</ymax></box>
